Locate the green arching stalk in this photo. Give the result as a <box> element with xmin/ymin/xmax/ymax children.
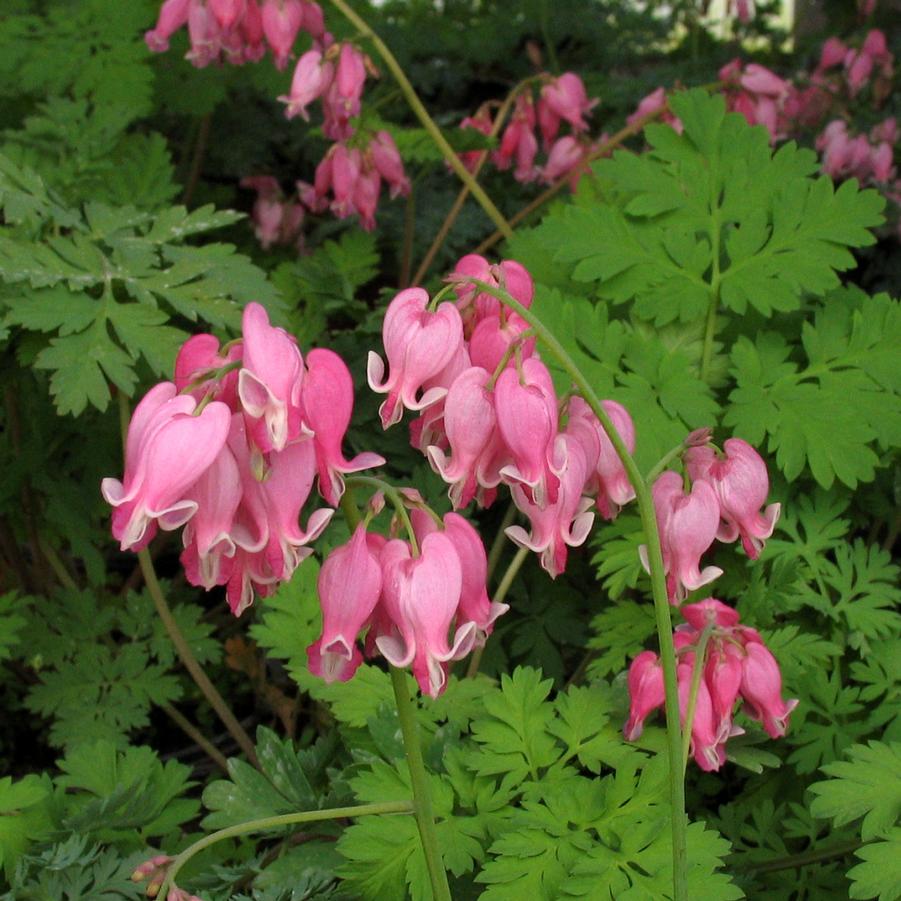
<box><xmin>411</xmin><ymin>77</ymin><xmax>538</xmax><ymax>286</ymax></box>
<box><xmin>465</xmin><ymin>278</ymin><xmax>689</xmax><ymax>901</ymax></box>
<box><xmin>345</xmin><ymin>474</ymin><xmax>420</xmax><ymax>554</ymax></box>
<box><xmin>138</xmin><ymin>548</ymin><xmax>260</xmax><ymax>768</ymax></box>
<box><xmin>326</xmin><ymin>0</ymin><xmax>513</xmax><ymax>241</ymax></box>
<box><xmin>390</xmin><ymin>668</ymin><xmax>453</xmax><ymax>901</ymax></box>
<box><xmin>486</xmin><ymin>502</ymin><xmax>518</xmax><ymax>580</ymax></box>
<box><xmin>158</xmin><ymin>801</ymin><xmax>414</xmax><ymax>899</ymax></box>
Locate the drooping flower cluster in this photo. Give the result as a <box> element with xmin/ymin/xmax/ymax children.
<box><xmin>297</xmin><ymin>131</ymin><xmax>410</xmax><ymax>230</ymax></box>
<box><xmin>276</xmin><ymin>43</ymin><xmax>411</xmax><ymax>231</ymax></box>
<box><xmin>240</xmin><ymin>176</ymin><xmax>305</xmax><ymax>251</ymax></box>
<box><xmin>367</xmin><ymin>255</ymin><xmax>637</xmax><ymax>578</ymax></box>
<box><xmin>816</xmin><ymin>117</ymin><xmax>896</xmax><ymax>186</ymax></box>
<box><xmin>145</xmin><ymin>2</ymin><xmax>410</xmax><ymax>238</ymax></box>
<box><xmin>145</xmin><ymin>0</ymin><xmax>327</xmax><ymax>68</ymax></box>
<box><xmin>641</xmin><ymin>437</ymin><xmax>781</xmax><ymax>603</ymax></box>
<box><xmin>625</xmin><ymin>598</ymin><xmax>797</xmax><ymax>771</ymax></box>
<box><xmin>306</xmin><ymin>508</ymin><xmax>506</xmax><ymax>697</ymax></box>
<box><xmin>718</xmin><ymin>59</ymin><xmax>793</xmax><ymax>143</ymax></box>
<box><xmin>456</xmin><ymin>73</ymin><xmax>600</xmax><ymax>189</ymax></box>
<box><xmin>101</xmin><ymin>302</ymin><xmax>383</xmax><ymax>616</ymax></box>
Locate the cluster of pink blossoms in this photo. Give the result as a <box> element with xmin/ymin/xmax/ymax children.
<box><xmin>642</xmin><ymin>438</ymin><xmax>781</xmax><ymax>604</ymax></box>
<box><xmin>627</xmin><ymin>28</ymin><xmax>897</xmax><ymax>232</ymax></box>
<box><xmin>277</xmin><ymin>42</ymin><xmax>411</xmax><ymax>230</ymax></box>
<box><xmin>307</xmin><ymin>507</ymin><xmax>506</xmax><ymax>697</ymax></box>
<box><xmin>101</xmin><ymin>302</ymin><xmax>383</xmax><ymax>616</ymax></box>
<box><xmin>145</xmin><ymin>0</ymin><xmax>327</xmax><ymax>68</ymax></box>
<box><xmin>146</xmin><ymin>1</ymin><xmax>411</xmax><ymax>236</ymax></box>
<box><xmin>457</xmin><ymin>72</ymin><xmax>600</xmax><ymax>189</ymax></box>
<box><xmin>368</xmin><ymin>255</ymin><xmax>636</xmax><ymax>578</ymax></box>
<box><xmin>132</xmin><ymin>854</ymin><xmax>201</xmax><ymax>901</ymax></box>
<box><xmin>626</xmin><ymin>599</ymin><xmax>798</xmax><ymax>771</ymax></box>
<box><xmin>628</xmin><ymin>438</ymin><xmax>791</xmax><ymax>769</ymax></box>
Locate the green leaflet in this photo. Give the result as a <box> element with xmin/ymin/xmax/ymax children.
<box><xmin>810</xmin><ymin>741</ymin><xmax>901</xmax><ymax>842</ymax></box>
<box><xmin>725</xmin><ymin>290</ymin><xmax>900</xmax><ymax>488</ymax></box>
<box><xmin>0</xmin><ymin>155</ymin><xmax>279</xmax><ymax>415</ymax></box>
<box><xmin>550</xmin><ymin>89</ymin><xmax>883</xmax><ymax>324</ymax></box>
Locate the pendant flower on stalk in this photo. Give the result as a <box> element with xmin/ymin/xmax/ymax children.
<box><xmin>367</xmin><ymin>287</ymin><xmax>464</xmax><ymax>428</ymax></box>
<box><xmin>301</xmin><ymin>348</ymin><xmax>386</xmax><ymax>505</ymax></box>
<box><xmin>238</xmin><ymin>302</ymin><xmax>304</xmax><ymax>453</ymax></box>
<box><xmin>307</xmin><ymin>523</ymin><xmax>383</xmax><ymax>683</ymax></box>
<box><xmin>640</xmin><ymin>470</ymin><xmax>722</xmax><ymax>603</ymax></box>
<box><xmin>685</xmin><ymin>437</ymin><xmax>780</xmax><ymax>560</ymax></box>
<box><xmin>505</xmin><ymin>433</ymin><xmax>595</xmax><ymax>579</ymax></box>
<box><xmin>101</xmin><ymin>383</ymin><xmax>231</xmax><ymax>553</ymax></box>
<box><xmin>376</xmin><ymin>532</ymin><xmax>477</xmax><ymax>698</ymax></box>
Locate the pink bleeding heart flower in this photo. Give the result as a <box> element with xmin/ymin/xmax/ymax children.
<box><xmin>240</xmin><ymin>0</ymin><xmax>266</xmax><ymax>61</ymax></box>
<box><xmin>681</xmin><ymin>597</ymin><xmax>741</xmax><ymax>631</ymax></box>
<box><xmin>301</xmin><ymin>347</ymin><xmax>385</xmax><ymax>505</ymax></box>
<box><xmin>210</xmin><ymin>0</ymin><xmax>246</xmax><ymax>31</ymax></box>
<box><xmin>739</xmin><ymin>641</ymin><xmax>798</xmax><ymax>738</ymax></box>
<box><xmin>329</xmin><ymin>144</ymin><xmax>362</xmax><ymax>218</ymax></box>
<box><xmin>279</xmin><ymin>49</ymin><xmax>332</xmax><ymax>119</ymax></box>
<box><xmin>624</xmin><ymin>650</ymin><xmax>665</xmax><ymax>741</ymax></box>
<box><xmin>494</xmin><ymin>94</ymin><xmax>537</xmax><ymax>176</ymax></box>
<box><xmin>298</xmin><ymin>148</ymin><xmax>334</xmax><ymax>212</ymax></box>
<box><xmin>441</xmin><ymin>512</ymin><xmax>508</xmax><ymax>643</ymax></box>
<box><xmin>376</xmin><ymin>533</ymin><xmax>476</xmax><ymax>697</ymax></box>
<box><xmin>307</xmin><ymin>524</ymin><xmax>383</xmax><ymax>683</ymax></box>
<box><xmin>641</xmin><ymin>470</ymin><xmax>723</xmax><ymax>604</ymax></box>
<box><xmin>367</xmin><ymin>287</ymin><xmax>465</xmax><ymax>428</ymax></box>
<box><xmin>458</xmin><ymin>106</ymin><xmax>494</xmax><ymax>172</ymax></box>
<box><xmin>238</xmin><ymin>302</ymin><xmax>304</xmax><ymax>453</ymax></box>
<box><xmin>685</xmin><ymin>438</ymin><xmax>780</xmax><ymax>560</ymax></box>
<box><xmin>262</xmin><ymin>0</ymin><xmax>304</xmax><ymax>68</ymax></box>
<box><xmin>146</xmin><ymin>0</ymin><xmax>191</xmax><ymax>52</ymax></box>
<box><xmin>678</xmin><ymin>661</ymin><xmax>728</xmax><ymax>772</ymax></box>
<box><xmin>174</xmin><ymin>332</ymin><xmax>243</xmax><ymax>410</ymax></box>
<box><xmin>540</xmin><ymin>135</ymin><xmax>587</xmax><ymax>187</ymax></box>
<box><xmin>513</xmin><ymin>126</ymin><xmax>539</xmax><ymax>184</ymax></box>
<box><xmin>627</xmin><ymin>86</ymin><xmax>683</xmax><ymax>133</ymax></box>
<box><xmin>819</xmin><ymin>37</ymin><xmax>848</xmax><ymax>71</ymax></box>
<box><xmin>541</xmin><ymin>73</ymin><xmax>597</xmax><ymax>132</ymax></box>
<box><xmin>506</xmin><ymin>433</ymin><xmax>595</xmax><ymax>578</ymax></box>
<box><xmin>259</xmin><ymin>438</ymin><xmax>334</xmax><ymax>582</ymax></box>
<box><xmin>321</xmin><ymin>42</ymin><xmax>366</xmax><ymax>138</ymax></box>
<box><xmin>301</xmin><ymin>0</ymin><xmax>325</xmax><ymax>41</ymax></box>
<box><xmin>467</xmin><ymin>312</ymin><xmax>534</xmax><ymax>374</ymax></box>
<box><xmin>186</xmin><ymin>1</ymin><xmax>223</xmax><ymax>67</ymax></box>
<box><xmin>221</xmin><ymin>416</ymin><xmax>276</xmax><ymax>614</ymax></box>
<box><xmin>352</xmin><ymin>166</ymin><xmax>381</xmax><ymax>231</ymax></box>
<box><xmin>705</xmin><ymin>640</ymin><xmax>745</xmax><ymax>741</ymax></box>
<box><xmin>101</xmin><ymin>383</ymin><xmax>231</xmax><ymax>552</ymax></box>
<box><xmin>495</xmin><ymin>358</ymin><xmax>560</xmax><ymax>508</ymax></box>
<box><xmin>566</xmin><ymin>396</ymin><xmax>636</xmax><ymax>521</ymax></box>
<box><xmin>370</xmin><ymin>130</ymin><xmax>410</xmax><ymax>198</ymax></box>
<box><xmin>409</xmin><ymin>509</ymin><xmax>506</xmax><ymax>644</ymax></box>
<box><xmin>180</xmin><ymin>442</ymin><xmax>243</xmax><ymax>590</ymax></box>
<box><xmin>426</xmin><ymin>366</ymin><xmax>498</xmax><ymax>509</ymax></box>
